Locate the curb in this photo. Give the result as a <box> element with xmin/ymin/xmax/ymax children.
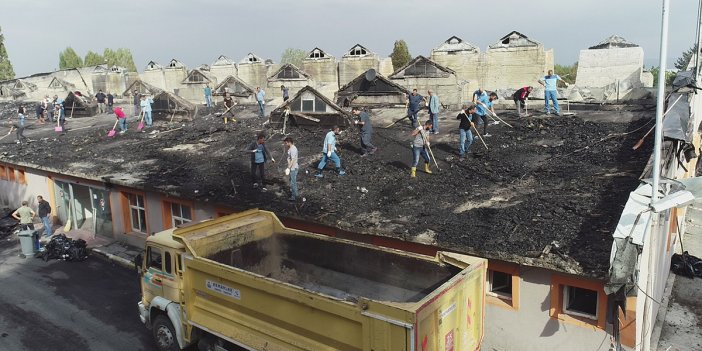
<box><xmin>89</xmin><ymin>247</ymin><xmax>134</xmax><ymax>270</ymax></box>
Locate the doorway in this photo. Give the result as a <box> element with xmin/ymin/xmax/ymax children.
<box><xmin>53</xmin><ymin>180</ymin><xmax>113</xmax><ymax>238</ymax></box>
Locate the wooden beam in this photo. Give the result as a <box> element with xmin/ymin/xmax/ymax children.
<box><xmin>289</xmin><ymin>112</ymin><xmax>320</xmax><ymax>123</ymax></box>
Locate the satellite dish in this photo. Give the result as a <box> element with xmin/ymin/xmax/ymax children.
<box><xmin>365</xmin><ymin>69</ymin><xmax>377</xmax><ymax>82</ymax></box>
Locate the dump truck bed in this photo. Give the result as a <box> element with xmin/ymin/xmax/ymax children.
<box><xmin>174</xmin><ymin>210</ymin><xmax>486</xmax><ymax>351</ymax></box>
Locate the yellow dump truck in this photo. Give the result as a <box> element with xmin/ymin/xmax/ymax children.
<box><xmin>137</xmin><ymin>209</ymin><xmax>486</xmax><ymax>351</ymax></box>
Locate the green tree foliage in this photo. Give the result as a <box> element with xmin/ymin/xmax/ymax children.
<box><xmin>84</xmin><ymin>50</ymin><xmax>104</xmax><ymax>66</ymax></box>
<box><xmin>554</xmin><ymin>62</ymin><xmax>578</xmax><ymax>85</ymax></box>
<box><xmin>58</xmin><ymin>47</ymin><xmax>83</xmax><ymax>69</ymax></box>
<box><xmin>102</xmin><ymin>48</ymin><xmax>137</xmax><ymax>71</ymax></box>
<box><xmin>674</xmin><ymin>44</ymin><xmax>698</xmax><ymax>71</ymax></box>
<box><xmin>649</xmin><ymin>66</ymin><xmax>677</xmax><ymax>87</ymax></box>
<box><xmin>390</xmin><ymin>40</ymin><xmax>411</xmax><ymax>71</ymax></box>
<box><xmin>280</xmin><ymin>48</ymin><xmax>307</xmax><ymax>67</ymax></box>
<box><xmin>0</xmin><ymin>26</ymin><xmax>15</xmax><ymax>81</ymax></box>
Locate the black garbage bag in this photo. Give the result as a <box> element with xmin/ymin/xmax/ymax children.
<box><xmin>42</xmin><ymin>235</ymin><xmax>88</xmax><ymax>262</ymax></box>
<box><xmin>671</xmin><ymin>251</ymin><xmax>702</xmax><ymax>278</ymax></box>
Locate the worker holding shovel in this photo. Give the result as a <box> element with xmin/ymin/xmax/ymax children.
<box><xmin>140</xmin><ymin>94</ymin><xmax>154</xmax><ymax>128</ymax></box>
<box><xmin>410</xmin><ymin>120</ymin><xmax>433</xmax><ymax>178</ymax></box>
<box><xmin>114</xmin><ymin>106</ymin><xmax>128</xmax><ymax>134</ymax></box>
<box><xmin>457</xmin><ymin>105</ymin><xmax>477</xmax><ymax>158</ymax></box>
<box><xmin>15</xmin><ymin>105</ymin><xmax>29</xmax><ymax>144</ymax></box>
<box><xmin>476</xmin><ymin>92</ymin><xmax>499</xmax><ymax>136</ymax></box>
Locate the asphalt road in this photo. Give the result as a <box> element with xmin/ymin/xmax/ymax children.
<box><xmin>0</xmin><ymin>236</ymin><xmax>158</xmax><ymax>351</ymax></box>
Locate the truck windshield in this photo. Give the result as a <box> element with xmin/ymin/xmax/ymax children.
<box><xmin>148</xmin><ymin>246</ymin><xmax>162</xmax><ymax>270</ymax></box>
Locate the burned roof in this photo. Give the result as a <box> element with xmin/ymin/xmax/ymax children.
<box><xmin>122</xmin><ymin>80</ymin><xmax>163</xmax><ymax>97</ymax></box>
<box><xmin>269</xmin><ymin>85</ymin><xmax>352</xmax><ymax>128</ymax></box>
<box><xmin>0</xmin><ymin>102</ymin><xmax>654</xmax><ymax>279</ymax></box>
<box><xmin>589</xmin><ymin>35</ymin><xmax>640</xmax><ymax>50</ymax></box>
<box><xmin>390</xmin><ymin>56</ymin><xmax>455</xmax><ymax>79</ymax></box>
<box><xmin>213</xmin><ymin>75</ymin><xmax>255</xmax><ymax>97</ymax></box>
<box><xmin>151</xmin><ymin>90</ymin><xmax>198</xmax><ymax>119</ymax></box>
<box><xmin>336</xmin><ymin>69</ymin><xmax>411</xmax><ymax>105</ymax></box>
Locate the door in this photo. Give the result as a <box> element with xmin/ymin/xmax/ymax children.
<box><xmin>90</xmin><ymin>188</ymin><xmax>113</xmax><ymax>238</ymax></box>
<box><xmin>142</xmin><ymin>245</ymin><xmax>165</xmax><ymax>304</ymax></box>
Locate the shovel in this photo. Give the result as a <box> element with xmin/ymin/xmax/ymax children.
<box><xmin>54</xmin><ymin>116</ymin><xmax>62</xmax><ymax>132</ymax></box>
<box><xmin>107</xmin><ymin>119</ymin><xmax>119</xmax><ymax>137</ymax></box>
<box><xmin>137</xmin><ymin>111</ymin><xmax>145</xmax><ymax>131</ymax></box>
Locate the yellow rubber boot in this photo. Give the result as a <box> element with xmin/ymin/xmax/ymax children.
<box><xmin>424</xmin><ymin>163</ymin><xmax>432</xmax><ymax>174</ymax></box>
<box><xmin>411</xmin><ymin>167</ymin><xmax>416</xmax><ymax>178</ymax></box>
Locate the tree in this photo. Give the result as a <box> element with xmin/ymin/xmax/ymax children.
<box><xmin>554</xmin><ymin>62</ymin><xmax>578</xmax><ymax>85</ymax></box>
<box><xmin>674</xmin><ymin>44</ymin><xmax>698</xmax><ymax>71</ymax></box>
<box><xmin>280</xmin><ymin>48</ymin><xmax>307</xmax><ymax>67</ymax></box>
<box><xmin>649</xmin><ymin>66</ymin><xmax>677</xmax><ymax>87</ymax></box>
<box><xmin>0</xmin><ymin>26</ymin><xmax>16</xmax><ymax>80</ymax></box>
<box><xmin>102</xmin><ymin>48</ymin><xmax>137</xmax><ymax>71</ymax></box>
<box><xmin>390</xmin><ymin>40</ymin><xmax>411</xmax><ymax>71</ymax></box>
<box><xmin>84</xmin><ymin>50</ymin><xmax>104</xmax><ymax>66</ymax></box>
<box><xmin>59</xmin><ymin>47</ymin><xmax>83</xmax><ymax>69</ymax></box>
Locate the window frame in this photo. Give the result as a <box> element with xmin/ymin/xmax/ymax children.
<box><xmin>17</xmin><ymin>169</ymin><xmax>26</xmax><ymax>184</ymax></box>
<box><xmin>550</xmin><ymin>274</ymin><xmax>607</xmax><ymax>329</ymax></box>
<box><xmin>0</xmin><ymin>165</ymin><xmax>6</xmax><ymax>180</ymax></box>
<box><xmin>147</xmin><ymin>246</ymin><xmax>163</xmax><ymax>271</ymax></box>
<box><xmin>121</xmin><ymin>190</ymin><xmax>149</xmax><ymax>235</ymax></box>
<box><xmin>7</xmin><ymin>167</ymin><xmax>15</xmax><ymax>182</ymax></box>
<box><xmin>485</xmin><ymin>260</ymin><xmax>520</xmax><ymax>310</ymax></box>
<box><xmin>128</xmin><ymin>193</ymin><xmax>147</xmax><ymax>234</ymax></box>
<box><xmin>162</xmin><ymin>199</ymin><xmax>195</xmax><ymax>229</ymax></box>
<box><xmin>170</xmin><ymin>202</ymin><xmax>192</xmax><ymax>227</ymax></box>
<box><xmin>562</xmin><ymin>285</ymin><xmax>599</xmax><ymax>320</ymax></box>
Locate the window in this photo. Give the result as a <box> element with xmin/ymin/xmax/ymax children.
<box><xmin>309</xmin><ymin>50</ymin><xmax>325</xmax><ymax>59</ymax></box>
<box><xmin>485</xmin><ymin>261</ymin><xmax>520</xmax><ymax>310</ymax></box>
<box><xmin>488</xmin><ymin>270</ymin><xmax>513</xmax><ymax>299</ymax></box>
<box><xmin>550</xmin><ymin>274</ymin><xmax>606</xmax><ymax>329</ymax></box>
<box><xmin>148</xmin><ymin>246</ymin><xmax>162</xmax><ymax>270</ymax></box>
<box><xmin>0</xmin><ymin>165</ymin><xmax>6</xmax><ymax>180</ymax></box>
<box><xmin>302</xmin><ymin>99</ymin><xmax>314</xmax><ymax>111</ymax></box>
<box><xmin>17</xmin><ymin>170</ymin><xmax>26</xmax><ymax>184</ymax></box>
<box><xmin>405</xmin><ymin>61</ymin><xmax>440</xmax><ymax>77</ymax></box>
<box><xmin>277</xmin><ymin>66</ymin><xmax>300</xmax><ymax>79</ymax></box>
<box><xmin>349</xmin><ymin>47</ymin><xmax>367</xmax><ymax>56</ymax></box>
<box><xmin>7</xmin><ymin>167</ymin><xmax>15</xmax><ymax>182</ymax></box>
<box><xmin>188</xmin><ymin>73</ymin><xmax>204</xmax><ymax>83</ymax></box>
<box><xmin>563</xmin><ymin>286</ymin><xmax>598</xmax><ymax>320</ymax></box>
<box><xmin>171</xmin><ymin>202</ymin><xmax>192</xmax><ymax>227</ymax></box>
<box><xmin>296</xmin><ymin>94</ymin><xmax>327</xmax><ymax>113</ymax></box>
<box><xmin>128</xmin><ymin>193</ymin><xmax>147</xmax><ymax>233</ymax></box>
<box><xmin>164</xmin><ymin>252</ymin><xmax>172</xmax><ymax>274</ymax></box>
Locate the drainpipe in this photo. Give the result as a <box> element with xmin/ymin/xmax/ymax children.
<box><xmin>642</xmin><ymin>1</ymin><xmax>670</xmax><ymax>350</ymax></box>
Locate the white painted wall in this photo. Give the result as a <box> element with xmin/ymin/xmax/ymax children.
<box><xmin>576</xmin><ymin>47</ymin><xmax>645</xmax><ymax>88</ymax></box>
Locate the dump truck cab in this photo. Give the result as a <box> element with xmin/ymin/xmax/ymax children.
<box><xmin>137</xmin><ymin>228</ymin><xmax>190</xmax><ymax>351</ymax></box>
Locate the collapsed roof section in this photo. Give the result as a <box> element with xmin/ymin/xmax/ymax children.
<box><xmin>305</xmin><ymin>47</ymin><xmax>334</xmax><ymax>60</ymax></box>
<box><xmin>122</xmin><ymin>80</ymin><xmax>163</xmax><ymax>97</ymax></box>
<box><xmin>432</xmin><ymin>36</ymin><xmax>480</xmax><ymax>53</ymax></box>
<box><xmin>240</xmin><ymin>53</ymin><xmax>264</xmax><ymax>64</ymax></box>
<box><xmin>270</xmin><ymin>85</ymin><xmax>352</xmax><ymax>128</ymax></box>
<box><xmin>182</xmin><ymin>69</ymin><xmax>215</xmax><ymax>84</ymax></box>
<box><xmin>343</xmin><ymin>44</ymin><xmax>374</xmax><ymax>58</ymax></box>
<box><xmin>213</xmin><ymin>75</ymin><xmax>255</xmax><ymax>97</ymax></box>
<box><xmin>336</xmin><ymin>69</ymin><xmax>410</xmax><ymax>107</ymax></box>
<box><xmin>211</xmin><ymin>55</ymin><xmax>235</xmax><ymax>66</ymax></box>
<box><xmin>589</xmin><ymin>35</ymin><xmax>640</xmax><ymax>50</ymax></box>
<box><xmin>151</xmin><ymin>90</ymin><xmax>197</xmax><ymax>120</ymax></box>
<box><xmin>63</xmin><ymin>91</ymin><xmax>97</xmax><ymax>117</ymax></box>
<box><xmin>489</xmin><ymin>31</ymin><xmax>541</xmax><ymax>49</ymax></box>
<box><xmin>390</xmin><ymin>55</ymin><xmax>455</xmax><ymax>79</ymax></box>
<box><xmin>267</xmin><ymin>63</ymin><xmax>311</xmax><ymax>81</ymax></box>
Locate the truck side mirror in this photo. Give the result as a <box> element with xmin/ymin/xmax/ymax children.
<box><xmin>134</xmin><ymin>252</ymin><xmax>144</xmax><ymax>276</ymax></box>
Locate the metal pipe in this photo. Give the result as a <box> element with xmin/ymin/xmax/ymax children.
<box><xmin>652</xmin><ymin>0</ymin><xmax>671</xmax><ymax>204</ymax></box>
<box><xmin>695</xmin><ymin>0</ymin><xmax>702</xmax><ymax>78</ymax></box>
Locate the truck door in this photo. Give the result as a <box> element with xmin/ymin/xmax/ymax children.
<box><xmin>159</xmin><ymin>250</ymin><xmax>181</xmax><ymax>303</ymax></box>
<box><xmin>142</xmin><ymin>245</ymin><xmax>164</xmax><ymax>304</ymax></box>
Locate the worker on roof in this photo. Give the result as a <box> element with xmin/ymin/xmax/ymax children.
<box><xmin>352</xmin><ymin>107</ymin><xmax>377</xmax><ymax>157</ymax></box>
<box><xmin>140</xmin><ymin>94</ymin><xmax>153</xmax><ymax>128</ymax></box>
<box><xmin>457</xmin><ymin>104</ymin><xmax>477</xmax><ymax>159</ymax></box>
<box><xmin>410</xmin><ymin>120</ymin><xmax>433</xmax><ymax>178</ymax></box>
<box><xmin>406</xmin><ymin>89</ymin><xmax>426</xmax><ymax>128</ymax></box>
<box><xmin>512</xmin><ymin>86</ymin><xmax>533</xmax><ymax>118</ymax></box>
<box><xmin>247</xmin><ymin>134</ymin><xmax>274</xmax><ymax>190</ymax></box>
<box><xmin>256</xmin><ymin>87</ymin><xmax>266</xmax><ymax>118</ymax></box>
<box><xmin>204</xmin><ymin>83</ymin><xmax>213</xmax><ymax>110</ymax></box>
<box><xmin>427</xmin><ymin>90</ymin><xmax>441</xmax><ymax>134</ymax></box>
<box><xmin>284</xmin><ymin>137</ymin><xmax>299</xmax><ymax>201</ymax></box>
<box><xmin>538</xmin><ymin>70</ymin><xmax>569</xmax><ymax>116</ymax></box>
<box><xmin>315</xmin><ymin>126</ymin><xmax>345</xmax><ymax>178</ymax></box>
<box><xmin>475</xmin><ymin>92</ymin><xmax>499</xmax><ymax>137</ymax></box>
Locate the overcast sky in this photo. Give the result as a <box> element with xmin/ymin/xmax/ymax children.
<box><xmin>1</xmin><ymin>0</ymin><xmax>699</xmax><ymax>77</ymax></box>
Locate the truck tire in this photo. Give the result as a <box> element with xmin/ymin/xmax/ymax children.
<box><xmin>152</xmin><ymin>315</ymin><xmax>179</xmax><ymax>351</ymax></box>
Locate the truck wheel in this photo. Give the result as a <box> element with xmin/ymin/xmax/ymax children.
<box><xmin>152</xmin><ymin>315</ymin><xmax>179</xmax><ymax>351</ymax></box>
